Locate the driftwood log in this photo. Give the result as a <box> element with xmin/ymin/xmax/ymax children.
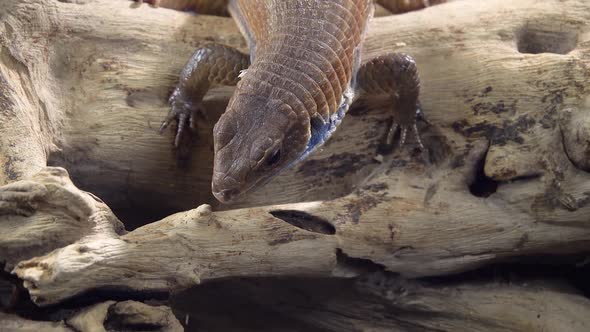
<box><xmin>171</xmin><ymin>273</ymin><xmax>590</xmax><ymax>331</ymax></box>
<box><xmin>1</xmin><ymin>0</ymin><xmax>590</xmax><ymax>330</ymax></box>
<box><xmin>1</xmin><ymin>300</ymin><xmax>183</xmax><ymax>332</ymax></box>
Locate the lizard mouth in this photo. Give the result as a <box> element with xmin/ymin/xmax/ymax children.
<box><xmin>212</xmin><ymin>172</ymin><xmax>242</xmax><ymax>204</ymax></box>
<box><xmin>211</xmin><ymin>161</ymin><xmax>287</xmax><ymax>204</ymax></box>
<box><xmin>212</xmin><ymin>188</ymin><xmax>239</xmax><ymax>204</ymax></box>
<box><xmin>212</xmin><ymin>174</ymin><xmax>270</xmax><ymax>204</ymax></box>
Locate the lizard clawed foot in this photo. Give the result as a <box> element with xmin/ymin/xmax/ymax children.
<box><xmin>384</xmin><ymin>106</ymin><xmax>428</xmax><ymax>150</ymax></box>
<box><xmin>160</xmin><ymin>94</ymin><xmax>206</xmax><ymax>147</ymax></box>
<box><xmin>133</xmin><ymin>0</ymin><xmax>161</xmax><ymax>8</ymax></box>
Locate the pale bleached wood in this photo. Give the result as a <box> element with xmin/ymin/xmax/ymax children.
<box><xmin>66</xmin><ymin>300</ymin><xmax>183</xmax><ymax>332</ymax></box>
<box><xmin>0</xmin><ymin>300</ymin><xmax>182</xmax><ymax>332</ymax></box>
<box><xmin>6</xmin><ymin>167</ymin><xmax>335</xmax><ymax>305</ymax></box>
<box><xmin>172</xmin><ymin>273</ymin><xmax>590</xmax><ymax>332</ymax></box>
<box><xmin>6</xmin><ymin>163</ymin><xmax>590</xmax><ymax>306</ymax></box>
<box><xmin>0</xmin><ymin>167</ymin><xmax>126</xmax><ymax>270</ymax></box>
<box><xmin>66</xmin><ymin>301</ymin><xmax>116</xmax><ymax>332</ymax></box>
<box><xmin>0</xmin><ymin>312</ymin><xmax>72</xmax><ymax>332</ymax></box>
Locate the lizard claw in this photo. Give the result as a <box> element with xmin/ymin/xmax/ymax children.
<box><xmin>416</xmin><ymin>106</ymin><xmax>430</xmax><ymax>125</ymax></box>
<box><xmin>384</xmin><ymin>105</ymin><xmax>427</xmax><ymax>150</ymax></box>
<box><xmin>133</xmin><ymin>0</ymin><xmax>161</xmax><ymax>8</ymax></box>
<box><xmin>160</xmin><ymin>96</ymin><xmax>204</xmax><ymax>148</ymax></box>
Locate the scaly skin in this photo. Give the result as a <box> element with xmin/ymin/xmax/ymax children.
<box><xmin>356</xmin><ymin>54</ymin><xmax>425</xmax><ymax>147</ymax></box>
<box><xmin>137</xmin><ymin>0</ymin><xmax>441</xmax><ymax>15</ymax></box>
<box><xmin>161</xmin><ymin>44</ymin><xmax>249</xmax><ymax>146</ymax></box>
<box><xmin>377</xmin><ymin>0</ymin><xmax>447</xmax><ymax>14</ymax></box>
<box><xmin>152</xmin><ymin>0</ymin><xmax>444</xmax><ymax>203</ymax></box>
<box><xmin>211</xmin><ymin>0</ymin><xmax>374</xmax><ymax>203</ymax></box>
<box><xmin>135</xmin><ymin>0</ymin><xmax>229</xmax><ymax>16</ymax></box>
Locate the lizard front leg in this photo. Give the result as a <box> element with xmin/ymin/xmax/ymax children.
<box><xmin>356</xmin><ymin>53</ymin><xmax>426</xmax><ymax>149</ymax></box>
<box><xmin>134</xmin><ymin>0</ymin><xmax>229</xmax><ymax>15</ymax></box>
<box><xmin>376</xmin><ymin>0</ymin><xmax>447</xmax><ymax>14</ymax></box>
<box><xmin>162</xmin><ymin>43</ymin><xmax>250</xmax><ymax>147</ymax></box>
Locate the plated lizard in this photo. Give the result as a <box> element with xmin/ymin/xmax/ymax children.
<box><xmin>149</xmin><ymin>0</ymin><xmax>442</xmax><ymax>203</ymax></box>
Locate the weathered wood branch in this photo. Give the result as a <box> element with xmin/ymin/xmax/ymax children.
<box><xmin>172</xmin><ymin>273</ymin><xmax>590</xmax><ymax>331</ymax></box>
<box><xmin>0</xmin><ymin>300</ymin><xmax>182</xmax><ymax>332</ymax></box>
<box><xmin>0</xmin><ymin>312</ymin><xmax>71</xmax><ymax>332</ymax></box>
<box><xmin>4</xmin><ymin>159</ymin><xmax>590</xmax><ymax>305</ymax></box>
<box><xmin>67</xmin><ymin>300</ymin><xmax>183</xmax><ymax>332</ymax></box>
<box><xmin>4</xmin><ymin>273</ymin><xmax>589</xmax><ymax>332</ymax></box>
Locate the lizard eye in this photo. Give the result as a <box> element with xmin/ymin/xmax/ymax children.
<box><xmin>266</xmin><ymin>149</ymin><xmax>281</xmax><ymax>166</ymax></box>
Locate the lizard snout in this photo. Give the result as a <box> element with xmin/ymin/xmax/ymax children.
<box><xmin>213</xmin><ymin>188</ymin><xmax>239</xmax><ymax>203</ymax></box>
<box><xmin>212</xmin><ymin>172</ymin><xmax>241</xmax><ymax>203</ymax></box>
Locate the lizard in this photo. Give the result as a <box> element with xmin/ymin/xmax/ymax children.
<box><xmin>148</xmin><ymin>0</ymin><xmax>443</xmax><ymax>203</ymax></box>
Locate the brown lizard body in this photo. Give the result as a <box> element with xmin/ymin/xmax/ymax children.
<box><xmin>154</xmin><ymin>0</ymin><xmax>440</xmax><ymax>203</ymax></box>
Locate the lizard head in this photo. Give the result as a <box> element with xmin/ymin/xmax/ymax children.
<box><xmin>211</xmin><ymin>94</ymin><xmax>310</xmax><ymax>203</ymax></box>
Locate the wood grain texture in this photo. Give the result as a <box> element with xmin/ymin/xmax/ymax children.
<box><xmin>172</xmin><ymin>274</ymin><xmax>590</xmax><ymax>332</ymax></box>
<box><xmin>5</xmin><ymin>163</ymin><xmax>590</xmax><ymax>307</ymax></box>
<box><xmin>0</xmin><ymin>300</ymin><xmax>183</xmax><ymax>332</ymax></box>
